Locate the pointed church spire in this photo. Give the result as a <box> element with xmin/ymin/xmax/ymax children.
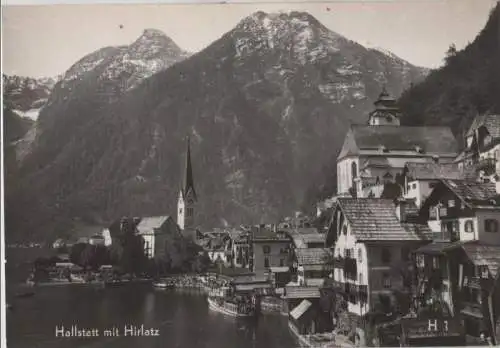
<box><xmin>182</xmin><ymin>136</ymin><xmax>197</xmax><ymax>201</ymax></box>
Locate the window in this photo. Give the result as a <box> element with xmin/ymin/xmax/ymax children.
<box><xmin>263</xmin><ymin>245</ymin><xmax>271</xmax><ymax>254</ymax></box>
<box><xmin>279</xmin><ymin>258</ymin><xmax>284</xmax><ymax>267</ymax></box>
<box><xmin>465</xmin><ymin>220</ymin><xmax>475</xmax><ymax>233</ymax></box>
<box><xmin>358</xmin><ymin>249</ymin><xmax>362</xmax><ymax>263</ymax></box>
<box><xmin>359</xmin><ymin>273</ymin><xmax>363</xmax><ymax>284</ymax></box>
<box><xmin>485</xmin><ymin>219</ymin><xmax>499</xmax><ymax>232</ymax></box>
<box><xmin>381</xmin><ymin>248</ymin><xmax>391</xmax><ymax>264</ymax></box>
<box><xmin>412</xmin><ymin>183</ymin><xmax>417</xmax><ymax>189</ymax></box>
<box><xmin>429</xmin><ymin>206</ymin><xmax>437</xmax><ymax>218</ymax></box>
<box><xmin>342</xmin><ymin>226</ymin><xmax>348</xmax><ymax>236</ymax></box>
<box><xmin>448</xmin><ymin>199</ymin><xmax>455</xmax><ymax>208</ymax></box>
<box><xmin>432</xmin><ymin>256</ymin><xmax>439</xmax><ymax>269</ymax></box>
<box><xmin>264</xmin><ymin>257</ymin><xmax>270</xmax><ymax>268</ymax></box>
<box><xmin>382</xmin><ymin>273</ymin><xmax>391</xmax><ymax>288</ymax></box>
<box><xmin>179</xmin><ymin>208</ymin><xmax>183</xmax><ymax>215</ymax></box>
<box><xmin>345</xmin><ymin>248</ymin><xmax>352</xmax><ymax>258</ymax></box>
<box><xmin>401</xmin><ymin>247</ymin><xmax>410</xmax><ymax>262</ymax></box>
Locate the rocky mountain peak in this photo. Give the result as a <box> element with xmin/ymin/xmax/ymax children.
<box><xmin>231</xmin><ymin>10</ymin><xmax>345</xmax><ymax>64</ymax></box>
<box><xmin>131</xmin><ymin>28</ymin><xmax>184</xmax><ymax>55</ymax></box>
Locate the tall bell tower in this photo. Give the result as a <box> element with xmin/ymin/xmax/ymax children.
<box><xmin>177</xmin><ymin>137</ymin><xmax>197</xmax><ymax>231</ymax></box>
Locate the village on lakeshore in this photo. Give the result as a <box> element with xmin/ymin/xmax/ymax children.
<box><xmin>17</xmin><ymin>89</ymin><xmax>500</xmax><ymax>348</ymax></box>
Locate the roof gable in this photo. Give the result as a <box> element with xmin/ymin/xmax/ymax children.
<box><xmin>466</xmin><ymin>114</ymin><xmax>500</xmax><ymax>139</ymax></box>
<box><xmin>137</xmin><ymin>216</ymin><xmax>171</xmax><ymax>235</ymax></box>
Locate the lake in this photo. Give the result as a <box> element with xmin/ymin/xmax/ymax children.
<box><xmin>6</xmin><ymin>248</ymin><xmax>300</xmax><ymax>348</ymax></box>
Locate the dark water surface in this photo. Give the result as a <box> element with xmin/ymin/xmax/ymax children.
<box><xmin>6</xmin><ymin>249</ymin><xmax>299</xmax><ymax>348</ymax></box>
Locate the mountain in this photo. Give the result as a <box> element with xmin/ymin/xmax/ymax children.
<box><xmin>3</xmin><ymin>74</ymin><xmax>59</xmax><ymax>121</ymax></box>
<box><xmin>7</xmin><ymin>11</ymin><xmax>428</xmax><ymax>242</ymax></box>
<box><xmin>398</xmin><ymin>3</ymin><xmax>500</xmax><ymax>146</ymax></box>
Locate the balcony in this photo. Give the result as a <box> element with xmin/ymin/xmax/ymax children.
<box><xmin>463</xmin><ymin>275</ymin><xmax>492</xmax><ymax>289</ymax></box>
<box><xmin>331</xmin><ymin>280</ymin><xmax>345</xmax><ymax>292</ymax></box>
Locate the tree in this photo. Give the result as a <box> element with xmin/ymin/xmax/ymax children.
<box><xmin>70</xmin><ymin>243</ymin><xmax>88</xmax><ymax>265</ymax></box>
<box><xmin>445</xmin><ymin>43</ymin><xmax>457</xmax><ymax>64</ymax></box>
<box><xmin>80</xmin><ymin>244</ymin><xmax>97</xmax><ymax>270</ymax></box>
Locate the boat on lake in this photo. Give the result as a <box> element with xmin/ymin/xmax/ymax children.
<box><xmin>153</xmin><ymin>281</ymin><xmax>175</xmax><ymax>289</ymax></box>
<box><xmin>207</xmin><ymin>296</ymin><xmax>256</xmax><ymax>318</ymax></box>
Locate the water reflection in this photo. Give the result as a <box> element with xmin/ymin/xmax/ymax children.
<box><xmin>7</xmin><ymin>284</ymin><xmax>298</xmax><ymax>348</ymax></box>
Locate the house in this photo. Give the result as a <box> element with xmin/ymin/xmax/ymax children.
<box><xmin>285</xmin><ymin>228</ymin><xmax>325</xmax><ymax>249</ymax></box>
<box><xmin>294</xmin><ymin>248</ymin><xmax>332</xmax><ymax>287</ymax></box>
<box><xmin>456</xmin><ymin>114</ymin><xmax>500</xmax><ymax>180</ymax></box>
<box><xmin>89</xmin><ymin>234</ymin><xmax>105</xmax><ymax>246</ymax></box>
<box><xmin>285</xmin><ymin>286</ymin><xmax>332</xmax><ymax>335</ymax></box>
<box><xmin>250</xmin><ymin>228</ymin><xmax>291</xmax><ymax>275</ymax></box>
<box><xmin>419</xmin><ymin>179</ymin><xmax>500</xmax><ymax>242</ymax></box>
<box><xmin>205</xmin><ymin>235</ymin><xmax>231</xmax><ymax>265</ymax></box>
<box><xmin>228</xmin><ymin>230</ymin><xmax>250</xmax><ymax>268</ymax></box>
<box><xmin>337</xmin><ymin>88</ymin><xmax>458</xmax><ymax>198</ymax></box>
<box><xmin>326</xmin><ymin>198</ymin><xmax>431</xmax><ymax>334</ymax></box>
<box><xmin>136</xmin><ymin>216</ymin><xmax>182</xmax><ymax>259</ymax></box>
<box><xmin>402</xmin><ymin>162</ymin><xmax>464</xmax><ymax>207</ymax></box>
<box><xmin>101</xmin><ymin>229</ymin><xmax>112</xmax><ymax>246</ymax></box>
<box><xmin>412</xmin><ymin>179</ymin><xmax>500</xmax><ymax>344</ymax></box>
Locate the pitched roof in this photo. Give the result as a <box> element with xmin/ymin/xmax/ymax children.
<box><xmin>462</xmin><ymin>243</ymin><xmax>500</xmax><ymax>278</ymax></box>
<box><xmin>290</xmin><ymin>299</ymin><xmax>312</xmax><ymax>320</ymax></box>
<box><xmin>253</xmin><ymin>228</ymin><xmax>289</xmax><ymax>241</ymax></box>
<box><xmin>338</xmin><ymin>125</ymin><xmax>458</xmax><ymax>160</ymax></box>
<box><xmin>295</xmin><ymin>248</ymin><xmax>332</xmax><ymax>265</ymax></box>
<box><xmin>338</xmin><ymin>198</ymin><xmax>429</xmax><ymax>241</ymax></box>
<box><xmin>442</xmin><ymin>180</ymin><xmax>500</xmax><ymax>208</ymax></box>
<box><xmin>301</xmin><ymin>233</ymin><xmax>326</xmax><ymax>245</ymax></box>
<box><xmin>414</xmin><ymin>241</ymin><xmax>459</xmax><ymax>255</ymax></box>
<box><xmin>285</xmin><ymin>286</ymin><xmax>321</xmax><ymax>299</ymax></box>
<box><xmin>405</xmin><ymin>162</ymin><xmax>463</xmax><ymax>181</ymax></box>
<box><xmin>181</xmin><ymin>137</ymin><xmax>197</xmax><ymax>201</ymax></box>
<box><xmin>466</xmin><ymin>114</ymin><xmax>500</xmax><ymax>138</ymax></box>
<box><xmin>136</xmin><ymin>216</ymin><xmax>170</xmax><ymax>235</ymax></box>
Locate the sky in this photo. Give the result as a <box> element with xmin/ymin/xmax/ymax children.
<box><xmin>2</xmin><ymin>0</ymin><xmax>498</xmax><ymax>77</ymax></box>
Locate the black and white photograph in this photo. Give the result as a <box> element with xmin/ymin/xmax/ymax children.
<box><xmin>2</xmin><ymin>0</ymin><xmax>500</xmax><ymax>347</ymax></box>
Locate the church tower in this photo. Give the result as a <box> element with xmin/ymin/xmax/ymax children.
<box><xmin>368</xmin><ymin>86</ymin><xmax>402</xmax><ymax>126</ymax></box>
<box><xmin>177</xmin><ymin>137</ymin><xmax>197</xmax><ymax>231</ymax></box>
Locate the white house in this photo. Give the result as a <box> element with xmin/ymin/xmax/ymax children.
<box><xmin>326</xmin><ymin>198</ymin><xmax>431</xmax><ymax>321</ymax></box>
<box><xmin>136</xmin><ymin>216</ymin><xmax>181</xmax><ymax>259</ymax></box>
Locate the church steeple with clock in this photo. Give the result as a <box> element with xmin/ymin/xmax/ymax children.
<box><xmin>177</xmin><ymin>137</ymin><xmax>197</xmax><ymax>231</ymax></box>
